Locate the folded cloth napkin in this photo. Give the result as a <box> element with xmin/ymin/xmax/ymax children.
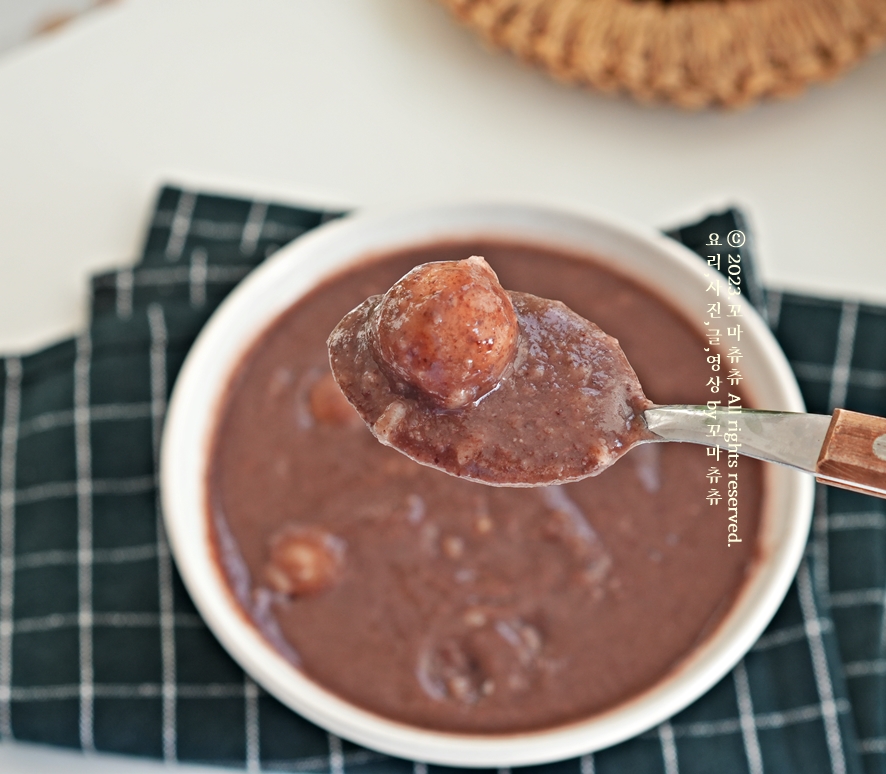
<box><xmin>0</xmin><ymin>186</ymin><xmax>883</xmax><ymax>773</ymax></box>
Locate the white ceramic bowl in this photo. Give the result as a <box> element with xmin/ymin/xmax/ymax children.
<box><xmin>161</xmin><ymin>203</ymin><xmax>813</xmax><ymax>767</ymax></box>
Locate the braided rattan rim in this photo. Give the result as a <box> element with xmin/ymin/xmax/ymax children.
<box><xmin>439</xmin><ymin>0</ymin><xmax>886</xmax><ymax>108</ymax></box>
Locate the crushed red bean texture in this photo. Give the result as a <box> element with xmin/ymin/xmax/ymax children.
<box><xmin>207</xmin><ymin>239</ymin><xmax>763</xmax><ymax>733</ymax></box>
<box><xmin>329</xmin><ymin>256</ymin><xmax>654</xmax><ymax>486</ymax></box>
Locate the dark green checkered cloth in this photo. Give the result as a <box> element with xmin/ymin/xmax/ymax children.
<box><xmin>1</xmin><ymin>187</ymin><xmax>884</xmax><ymax>774</ymax></box>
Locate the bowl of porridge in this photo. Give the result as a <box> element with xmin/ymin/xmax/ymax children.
<box><xmin>160</xmin><ymin>203</ymin><xmax>813</xmax><ymax>766</ymax></box>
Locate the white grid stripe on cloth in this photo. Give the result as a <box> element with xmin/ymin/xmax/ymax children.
<box><xmin>412</xmin><ymin>761</ymin><xmax>427</xmax><ymax>774</ymax></box>
<box><xmin>733</xmin><ymin>659</ymin><xmax>764</xmax><ymax>774</ymax></box>
<box><xmin>18</xmin><ymin>401</ymin><xmax>154</xmax><ymax>440</ymax></box>
<box><xmin>844</xmin><ymin>660</ymin><xmax>886</xmax><ymax>678</ymax></box>
<box><xmin>15</xmin><ymin>543</ymin><xmax>159</xmax><ymax>570</ymax></box>
<box><xmin>791</xmin><ymin>362</ymin><xmax>886</xmax><ymax>391</ymax></box>
<box><xmin>753</xmin><ymin>619</ymin><xmax>834</xmax><ymax>651</ymax></box>
<box><xmin>149</xmin><ymin>303</ymin><xmax>177</xmax><ymax>762</ymax></box>
<box><xmin>15</xmin><ymin>474</ymin><xmax>157</xmax><ymax>506</ymax></box>
<box><xmin>658</xmin><ymin>720</ymin><xmax>679</xmax><ymax>774</ymax></box>
<box><xmin>111</xmin><ymin>264</ymin><xmax>253</xmax><ymax>288</ymax></box>
<box><xmin>0</xmin><ymin>357</ymin><xmax>22</xmax><ymax>740</ymax></box>
<box><xmin>811</xmin><ymin>298</ymin><xmax>859</xmax><ymax>723</ymax></box>
<box><xmin>811</xmin><ymin>302</ymin><xmax>854</xmax><ymax>607</ymax></box>
<box><xmin>116</xmin><ymin>267</ymin><xmax>134</xmax><ymax>320</ymax></box>
<box><xmin>3</xmin><ymin>676</ymin><xmax>851</xmax><ymax>733</ymax></box>
<box><xmin>240</xmin><ymin>201</ymin><xmax>268</xmax><ymax>256</ymax></box>
<box><xmin>827</xmin><ymin>512</ymin><xmax>886</xmax><ymax>531</ymax></box>
<box><xmin>327</xmin><ymin>732</ymin><xmax>345</xmax><ymax>774</ymax></box>
<box><xmin>8</xmin><ymin>682</ymin><xmax>252</xmax><ymax>700</ymax></box>
<box><xmin>828</xmin><ymin>301</ymin><xmax>860</xmax><ymax>412</ymax></box>
<box><xmin>253</xmin><ymin>749</ymin><xmax>384</xmax><ymax>772</ymax></box>
<box><xmin>813</xmin><ymin>485</ymin><xmax>832</xmax><ymax>619</ymax></box>
<box><xmin>859</xmin><ymin>738</ymin><xmax>886</xmax><ymax>755</ymax></box>
<box><xmin>879</xmin><ymin>581</ymin><xmax>886</xmax><ymax>655</ymax></box>
<box><xmin>797</xmin><ymin>562</ymin><xmax>847</xmax><ymax>774</ymax></box>
<box><xmin>829</xmin><ymin>589</ymin><xmax>885</xmax><ymax>608</ymax></box>
<box><xmin>189</xmin><ymin>248</ymin><xmax>208</xmax><ymax>308</ymax></box>
<box><xmin>153</xmin><ymin>208</ymin><xmax>315</xmax><ymax>244</ymax></box>
<box><xmin>580</xmin><ymin>752</ymin><xmax>595</xmax><ymax>774</ymax></box>
<box><xmin>745</xmin><ymin>700</ymin><xmax>851</xmax><ymax>731</ymax></box>
<box><xmin>664</xmin><ymin>699</ymin><xmax>852</xmax><ymax>739</ymax></box>
<box><xmin>165</xmin><ymin>190</ymin><xmax>197</xmax><ymax>261</ymax></box>
<box><xmin>74</xmin><ymin>334</ymin><xmax>95</xmax><ymax>751</ymax></box>
<box><xmin>765</xmin><ymin>289</ymin><xmax>783</xmax><ymax>331</ymax></box>
<box><xmin>244</xmin><ymin>676</ymin><xmax>260</xmax><ymax>772</ymax></box>
<box><xmin>12</xmin><ymin>612</ymin><xmax>204</xmax><ymax>634</ymax></box>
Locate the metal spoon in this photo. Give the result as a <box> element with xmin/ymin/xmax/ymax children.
<box><xmin>645</xmin><ymin>405</ymin><xmax>886</xmax><ymax>499</ymax></box>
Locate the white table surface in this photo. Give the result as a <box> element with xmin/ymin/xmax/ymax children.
<box><xmin>0</xmin><ymin>0</ymin><xmax>98</xmax><ymax>56</ymax></box>
<box><xmin>0</xmin><ymin>0</ymin><xmax>884</xmax><ymax>770</ymax></box>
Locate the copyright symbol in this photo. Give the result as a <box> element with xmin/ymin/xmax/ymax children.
<box><xmin>727</xmin><ymin>230</ymin><xmax>746</xmax><ymax>247</ymax></box>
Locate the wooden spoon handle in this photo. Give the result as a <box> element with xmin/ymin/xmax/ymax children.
<box><xmin>815</xmin><ymin>409</ymin><xmax>886</xmax><ymax>499</ymax></box>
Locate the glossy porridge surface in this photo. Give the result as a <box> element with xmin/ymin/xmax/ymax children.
<box><xmin>208</xmin><ymin>240</ymin><xmax>763</xmax><ymax>733</ymax></box>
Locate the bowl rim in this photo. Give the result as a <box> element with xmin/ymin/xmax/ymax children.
<box><xmin>160</xmin><ymin>201</ymin><xmax>814</xmax><ymax>767</ymax></box>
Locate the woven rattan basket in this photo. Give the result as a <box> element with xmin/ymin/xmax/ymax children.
<box><xmin>439</xmin><ymin>0</ymin><xmax>886</xmax><ymax>108</ymax></box>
